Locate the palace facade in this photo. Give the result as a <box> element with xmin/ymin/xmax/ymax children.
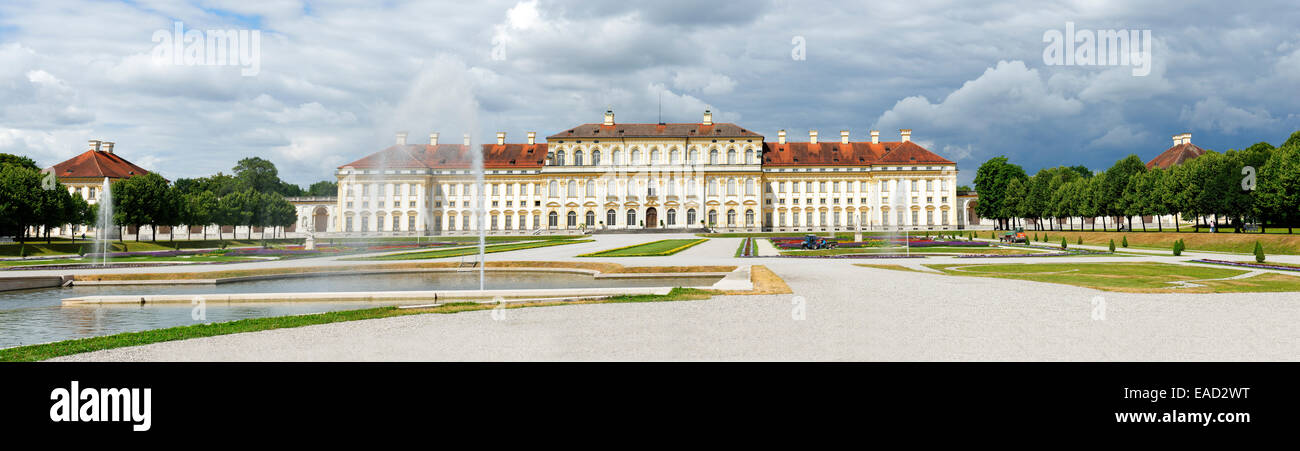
<box><xmin>334</xmin><ymin>110</ymin><xmax>960</xmax><ymax>234</ymax></box>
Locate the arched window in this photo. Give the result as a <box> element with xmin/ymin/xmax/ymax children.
<box><xmin>585</xmin><ymin>180</ymin><xmax>596</xmax><ymax>197</ymax></box>
<box><xmin>687</xmin><ymin>208</ymin><xmax>697</xmax><ymax>225</ymax></box>
<box><xmin>627</xmin><ymin>179</ymin><xmax>636</xmax><ymax>197</ymax></box>
<box><xmin>708</xmin><ymin>209</ymin><xmax>718</xmax><ymax>225</ymax></box>
<box><xmin>689</xmin><ymin>148</ymin><xmax>699</xmax><ymax>164</ymax></box>
<box><xmin>650</xmin><ymin>149</ymin><xmax>660</xmax><ymax>165</ymax></box>
<box><xmin>687</xmin><ymin>178</ymin><xmax>697</xmax><ymax>197</ymax></box>
<box><xmin>707</xmin><ymin>178</ymin><xmax>717</xmax><ymax>196</ymax></box>
<box><xmin>627</xmin><ymin>209</ymin><xmax>638</xmax><ymax>226</ymax></box>
<box><xmin>648</xmin><ymin>179</ymin><xmax>659</xmax><ymax>197</ymax></box>
<box><xmin>574</xmin><ymin>150</ymin><xmax>584</xmax><ymax>166</ymax></box>
<box><xmin>727</xmin><ymin>209</ymin><xmax>737</xmax><ymax>225</ymax></box>
<box><xmin>548</xmin><ymin>180</ymin><xmax>558</xmax><ymax>197</ymax></box>
<box><xmin>607</xmin><ymin>209</ymin><xmax>617</xmax><ymax>225</ymax></box>
<box><xmin>567</xmin><ymin>211</ymin><xmax>577</xmax><ymax>227</ymax></box>
<box><xmin>727</xmin><ymin>149</ymin><xmax>737</xmax><ymax>164</ymax></box>
<box><xmin>745</xmin><ymin>149</ymin><xmax>754</xmax><ymax>164</ymax></box>
<box><xmin>746</xmin><ymin>209</ymin><xmax>755</xmax><ymax>225</ymax></box>
<box><xmin>548</xmin><ymin>211</ymin><xmax>558</xmax><ymax>227</ymax></box>
<box><xmin>670</xmin><ymin>149</ymin><xmax>680</xmax><ymax>165</ymax></box>
<box><xmin>745</xmin><ymin>178</ymin><xmax>756</xmax><ymax>196</ymax></box>
<box><xmin>709</xmin><ymin>149</ymin><xmax>719</xmax><ymax>165</ymax></box>
<box><xmin>630</xmin><ymin>149</ymin><xmax>641</xmax><ymax>165</ymax></box>
<box><xmin>613</xmin><ymin>149</ymin><xmax>623</xmax><ymax>165</ymax></box>
<box><xmin>606</xmin><ymin>179</ymin><xmax>616</xmax><ymax>196</ymax></box>
<box><xmin>567</xmin><ymin>180</ymin><xmax>577</xmax><ymax>197</ymax></box>
<box><xmin>727</xmin><ymin>178</ymin><xmax>738</xmax><ymax>196</ymax></box>
<box><xmin>667</xmin><ymin>209</ymin><xmax>677</xmax><ymax>225</ymax></box>
<box><xmin>592</xmin><ymin>150</ymin><xmax>601</xmax><ymax>165</ymax></box>
<box><xmin>556</xmin><ymin>150</ymin><xmax>566</xmax><ymax>166</ymax></box>
<box><xmin>585</xmin><ymin>211</ymin><xmax>595</xmax><ymax>226</ymax></box>
<box><xmin>547</xmin><ymin>152</ymin><xmax>555</xmax><ymax>166</ymax></box>
<box><xmin>667</xmin><ymin>178</ymin><xmax>678</xmax><ymax>196</ymax></box>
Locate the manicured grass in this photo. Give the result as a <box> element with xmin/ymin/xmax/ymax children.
<box><xmin>854</xmin><ymin>264</ymin><xmax>928</xmax><ymax>273</ymax></box>
<box><xmin>782</xmin><ymin>246</ymin><xmax>1041</xmax><ymax>256</ymax></box>
<box><xmin>921</xmin><ymin>262</ymin><xmax>1300</xmax><ymax>293</ymax></box>
<box><xmin>999</xmin><ymin>230</ymin><xmax>1300</xmax><ymax>255</ymax></box>
<box><xmin>0</xmin><ymin>287</ymin><xmax>714</xmax><ymax>362</ymax></box>
<box><xmin>0</xmin><ymin>255</ymin><xmax>262</xmax><ymax>267</ymax></box>
<box><xmin>579</xmin><ymin>239</ymin><xmax>708</xmax><ymax>257</ymax></box>
<box><xmin>353</xmin><ymin>239</ymin><xmax>591</xmax><ymax>260</ymax></box>
<box><xmin>0</xmin><ymin>239</ymin><xmax>304</xmax><ymax>257</ymax></box>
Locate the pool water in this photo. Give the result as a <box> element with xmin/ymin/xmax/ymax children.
<box><xmin>0</xmin><ymin>271</ymin><xmax>720</xmax><ymax>349</ymax></box>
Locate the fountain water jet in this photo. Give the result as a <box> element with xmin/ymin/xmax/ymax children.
<box><xmin>95</xmin><ymin>177</ymin><xmax>114</xmax><ymax>267</ymax></box>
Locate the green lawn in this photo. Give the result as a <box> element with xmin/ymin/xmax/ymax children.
<box><xmin>579</xmin><ymin>239</ymin><xmax>708</xmax><ymax>257</ymax></box>
<box><xmin>0</xmin><ymin>288</ymin><xmax>712</xmax><ymax>362</ymax></box>
<box><xmin>353</xmin><ymin>239</ymin><xmax>591</xmax><ymax>260</ymax></box>
<box><xmin>781</xmin><ymin>246</ymin><xmax>1039</xmax><ymax>256</ymax></box>
<box><xmin>0</xmin><ymin>255</ymin><xmax>264</xmax><ymax>267</ymax></box>
<box><xmin>995</xmin><ymin>230</ymin><xmax>1300</xmax><ymax>255</ymax></box>
<box><xmin>0</xmin><ymin>239</ymin><xmax>307</xmax><ymax>257</ymax></box>
<box><xmin>920</xmin><ymin>262</ymin><xmax>1300</xmax><ymax>293</ymax></box>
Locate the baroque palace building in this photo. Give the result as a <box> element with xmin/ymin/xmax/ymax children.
<box><xmin>335</xmin><ymin>110</ymin><xmax>959</xmax><ymax>235</ymax></box>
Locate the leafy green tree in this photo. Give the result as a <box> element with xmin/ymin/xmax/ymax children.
<box><xmin>973</xmin><ymin>156</ymin><xmax>1027</xmax><ymax>229</ymax></box>
<box><xmin>0</xmin><ymin>166</ymin><xmax>44</xmax><ymax>244</ymax></box>
<box><xmin>218</xmin><ymin>190</ymin><xmax>257</xmax><ymax>240</ymax></box>
<box><xmin>184</xmin><ymin>191</ymin><xmax>218</xmax><ymax>240</ymax></box>
<box><xmin>1257</xmin><ymin>132</ymin><xmax>1300</xmax><ymax>233</ymax></box>
<box><xmin>307</xmin><ymin>180</ymin><xmax>338</xmax><ymax>197</ymax></box>
<box><xmin>1254</xmin><ymin>241</ymin><xmax>1265</xmax><ymax>262</ymax></box>
<box><xmin>233</xmin><ymin>157</ymin><xmax>282</xmax><ymax>194</ymax></box>
<box><xmin>0</xmin><ymin>153</ymin><xmax>39</xmax><ymax>170</ymax></box>
<box><xmin>1103</xmin><ymin>155</ymin><xmax>1147</xmax><ymax>231</ymax></box>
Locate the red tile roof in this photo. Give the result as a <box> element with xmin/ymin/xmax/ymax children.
<box><xmin>547</xmin><ymin>123</ymin><xmax>762</xmax><ymax>140</ymax></box>
<box><xmin>762</xmin><ymin>140</ymin><xmax>953</xmax><ymax>166</ymax></box>
<box><xmin>46</xmin><ymin>149</ymin><xmax>151</xmax><ymax>180</ymax></box>
<box><xmin>340</xmin><ymin>143</ymin><xmax>548</xmax><ymax>170</ymax></box>
<box><xmin>1145</xmin><ymin>142</ymin><xmax>1206</xmax><ymax>169</ymax></box>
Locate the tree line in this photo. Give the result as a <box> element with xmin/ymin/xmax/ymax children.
<box><xmin>973</xmin><ymin>130</ymin><xmax>1300</xmax><ymax>233</ymax></box>
<box><xmin>0</xmin><ymin>154</ymin><xmax>339</xmax><ymax>243</ymax></box>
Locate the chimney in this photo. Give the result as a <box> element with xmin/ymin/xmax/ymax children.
<box><xmin>527</xmin><ymin>132</ymin><xmax>536</xmax><ymax>145</ymax></box>
<box><xmin>463</xmin><ymin>133</ymin><xmax>471</xmax><ymax>146</ymax></box>
<box><xmin>702</xmin><ymin>109</ymin><xmax>713</xmax><ymax>125</ymax></box>
<box><xmin>809</xmin><ymin>130</ymin><xmax>818</xmax><ymax>144</ymax></box>
<box><xmin>778</xmin><ymin>130</ymin><xmax>786</xmax><ymax>145</ymax></box>
<box><xmin>840</xmin><ymin>130</ymin><xmax>850</xmax><ymax>144</ymax></box>
<box><xmin>102</xmin><ymin>142</ymin><xmax>115</xmax><ymax>154</ymax></box>
<box><xmin>496</xmin><ymin>132</ymin><xmax>506</xmax><ymax>145</ymax></box>
<box><xmin>1172</xmin><ymin>134</ymin><xmax>1181</xmax><ymax>145</ymax></box>
<box><xmin>604</xmin><ymin>109</ymin><xmax>614</xmax><ymax>126</ymax></box>
<box><xmin>395</xmin><ymin>132</ymin><xmax>408</xmax><ymax>145</ymax></box>
<box><xmin>1182</xmin><ymin>133</ymin><xmax>1192</xmax><ymax>145</ymax></box>
<box><xmin>870</xmin><ymin>130</ymin><xmax>880</xmax><ymax>144</ymax></box>
<box><xmin>899</xmin><ymin>129</ymin><xmax>912</xmax><ymax>143</ymax></box>
<box><xmin>88</xmin><ymin>139</ymin><xmax>102</xmax><ymax>152</ymax></box>
<box><xmin>429</xmin><ymin>132</ymin><xmax>439</xmax><ymax>145</ymax></box>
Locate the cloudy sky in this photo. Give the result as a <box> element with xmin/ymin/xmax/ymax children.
<box><xmin>2</xmin><ymin>0</ymin><xmax>1298</xmax><ymax>185</ymax></box>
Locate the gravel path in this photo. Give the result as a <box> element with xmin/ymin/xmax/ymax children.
<box><xmin>52</xmin><ymin>235</ymin><xmax>1300</xmax><ymax>361</ymax></box>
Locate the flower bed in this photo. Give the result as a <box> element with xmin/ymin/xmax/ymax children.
<box><xmin>1192</xmin><ymin>259</ymin><xmax>1300</xmax><ymax>272</ymax></box>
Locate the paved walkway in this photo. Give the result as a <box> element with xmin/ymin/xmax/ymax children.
<box><xmin>47</xmin><ymin>233</ymin><xmax>1300</xmax><ymax>361</ymax></box>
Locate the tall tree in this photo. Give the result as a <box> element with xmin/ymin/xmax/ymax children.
<box><xmin>0</xmin><ymin>153</ymin><xmax>39</xmax><ymax>171</ymax></box>
<box><xmin>307</xmin><ymin>180</ymin><xmax>338</xmax><ymax>197</ymax></box>
<box><xmin>1257</xmin><ymin>132</ymin><xmax>1300</xmax><ymax>233</ymax></box>
<box><xmin>1103</xmin><ymin>155</ymin><xmax>1147</xmax><ymax>230</ymax></box>
<box><xmin>233</xmin><ymin>157</ymin><xmax>282</xmax><ymax>194</ymax></box>
<box><xmin>973</xmin><ymin>156</ymin><xmax>1027</xmax><ymax>229</ymax></box>
<box><xmin>184</xmin><ymin>191</ymin><xmax>218</xmax><ymax>240</ymax></box>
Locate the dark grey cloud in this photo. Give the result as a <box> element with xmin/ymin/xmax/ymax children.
<box><xmin>1</xmin><ymin>0</ymin><xmax>1298</xmax><ymax>186</ymax></box>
